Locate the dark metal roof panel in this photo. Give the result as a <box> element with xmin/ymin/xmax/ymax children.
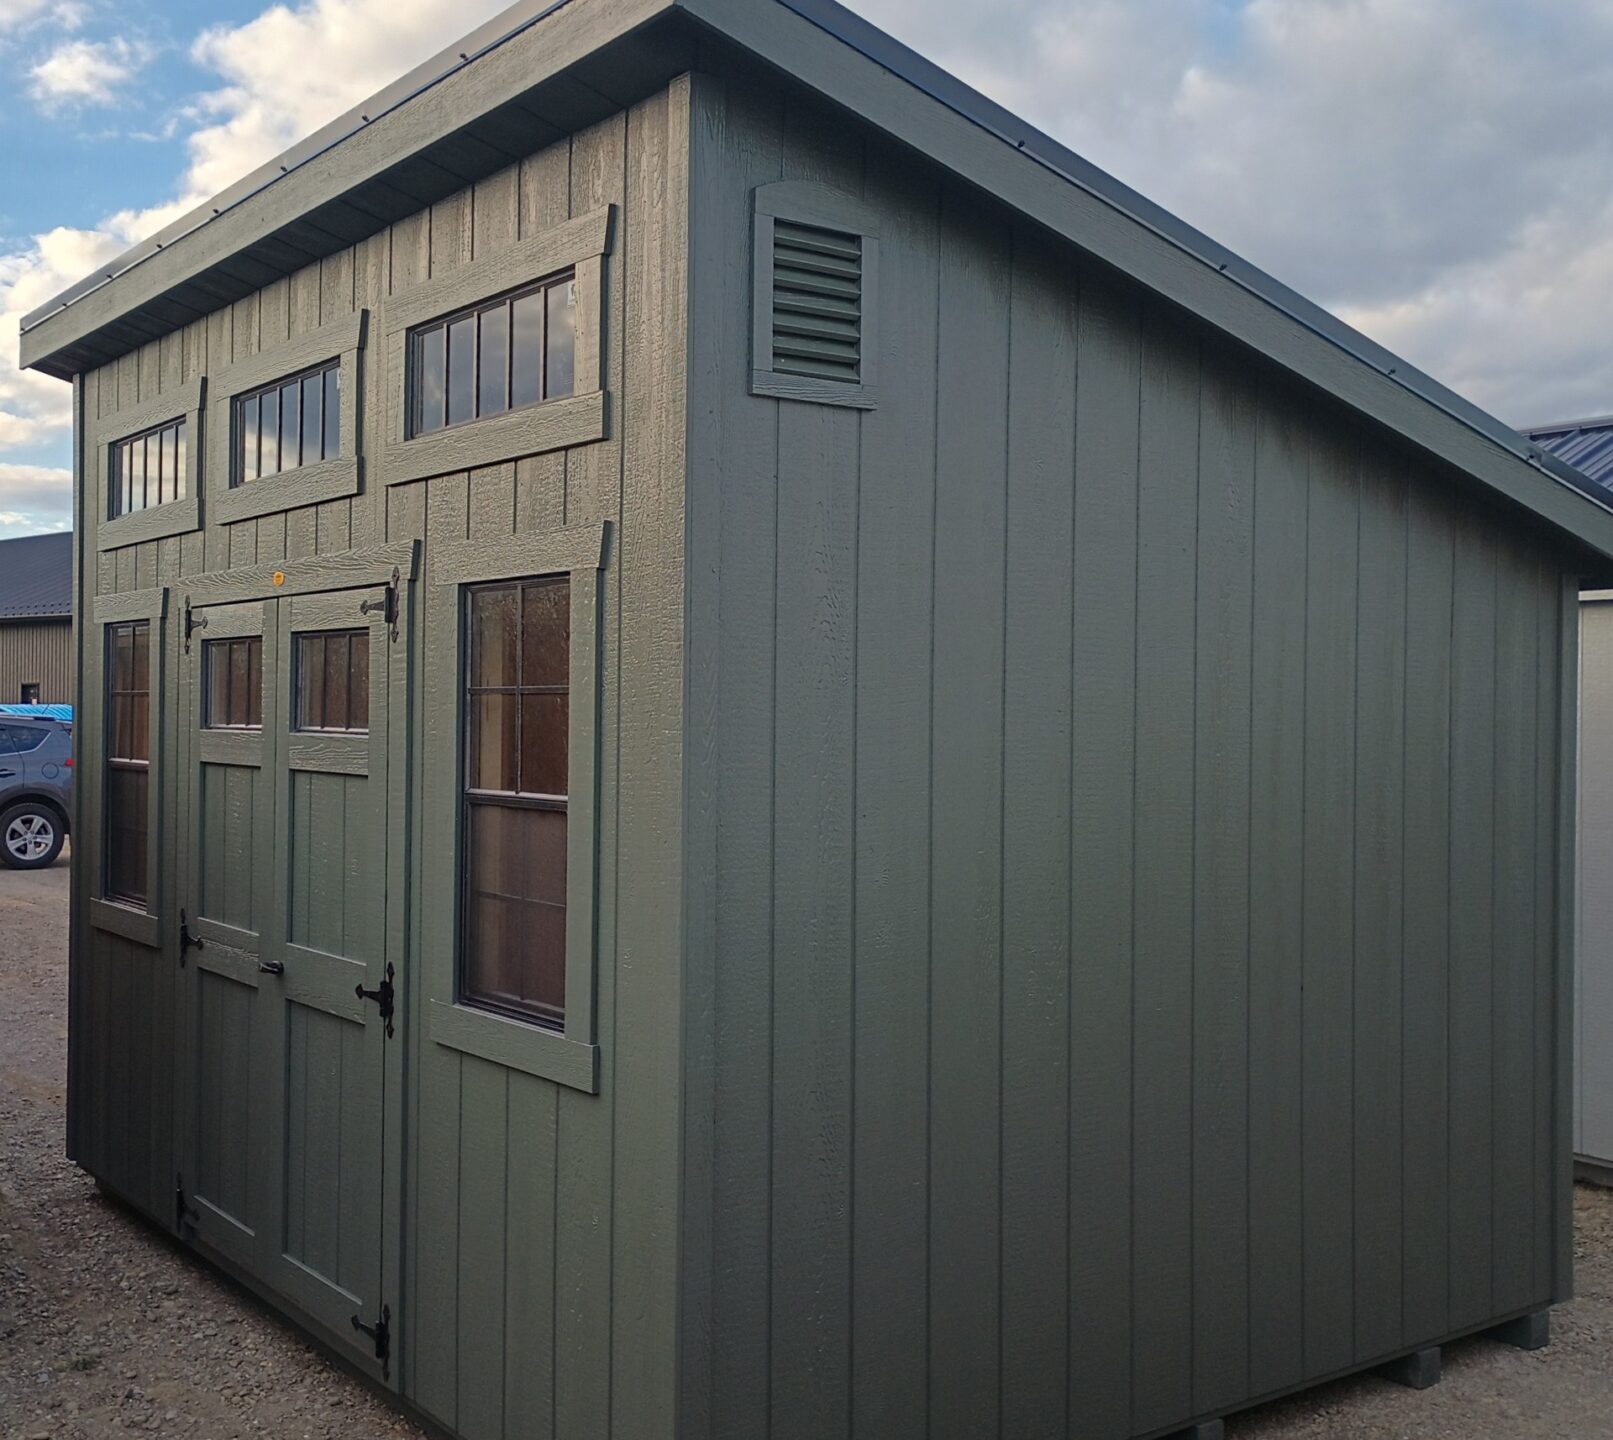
<box><xmin>0</xmin><ymin>533</ymin><xmax>73</xmax><ymax>619</ymax></box>
<box><xmin>1525</xmin><ymin>417</ymin><xmax>1613</xmax><ymax>492</ymax></box>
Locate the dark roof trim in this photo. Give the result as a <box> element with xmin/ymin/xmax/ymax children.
<box><xmin>0</xmin><ymin>532</ymin><xmax>73</xmax><ymax>619</ymax></box>
<box><xmin>21</xmin><ymin>0</ymin><xmax>1613</xmax><ymax>566</ymax></box>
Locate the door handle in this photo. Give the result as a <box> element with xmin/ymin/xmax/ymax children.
<box><xmin>0</xmin><ymin>769</ymin><xmax>15</xmax><ymax>777</ymax></box>
<box><xmin>258</xmin><ymin>960</ymin><xmax>285</xmax><ymax>976</ymax></box>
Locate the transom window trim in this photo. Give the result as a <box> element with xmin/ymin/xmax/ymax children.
<box><xmin>381</xmin><ymin>205</ymin><xmax>613</xmax><ymax>489</ymax></box>
<box><xmin>89</xmin><ymin>586</ymin><xmax>168</xmax><ymax>947</ymax></box>
<box><xmin>205</xmin><ymin>309</ymin><xmax>367</xmax><ymax>527</ymax></box>
<box><xmin>751</xmin><ymin>181</ymin><xmax>881</xmax><ymax>411</ymax></box>
<box><xmin>423</xmin><ymin>521</ymin><xmax>609</xmax><ymax>1095</ymax></box>
<box><xmin>93</xmin><ymin>382</ymin><xmax>204</xmax><ymax>553</ymax></box>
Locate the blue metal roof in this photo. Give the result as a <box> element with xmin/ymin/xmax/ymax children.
<box><xmin>1525</xmin><ymin>417</ymin><xmax>1613</xmax><ymax>493</ymax></box>
<box><xmin>0</xmin><ymin>704</ymin><xmax>73</xmax><ymax>723</ymax></box>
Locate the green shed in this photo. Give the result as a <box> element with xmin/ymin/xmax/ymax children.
<box><xmin>21</xmin><ymin>2</ymin><xmax>1613</xmax><ymax>1437</ymax></box>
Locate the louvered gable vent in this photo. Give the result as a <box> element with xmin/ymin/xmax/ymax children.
<box><xmin>771</xmin><ymin>220</ymin><xmax>863</xmax><ymax>385</ymax></box>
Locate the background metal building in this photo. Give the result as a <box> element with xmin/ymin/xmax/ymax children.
<box><xmin>0</xmin><ymin>532</ymin><xmax>73</xmax><ymax>704</ymax></box>
<box><xmin>20</xmin><ymin>2</ymin><xmax>1613</xmax><ymax>1437</ymax></box>
<box><xmin>1529</xmin><ymin>416</ymin><xmax>1613</xmax><ymax>1183</ymax></box>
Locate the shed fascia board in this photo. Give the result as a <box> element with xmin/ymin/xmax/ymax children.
<box><xmin>21</xmin><ymin>0</ymin><xmax>1613</xmax><ymax>565</ymax></box>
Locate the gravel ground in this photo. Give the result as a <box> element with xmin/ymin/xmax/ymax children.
<box><xmin>2</xmin><ymin>855</ymin><xmax>1611</xmax><ymax>1439</ymax></box>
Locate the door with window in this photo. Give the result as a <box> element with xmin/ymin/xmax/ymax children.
<box><xmin>177</xmin><ymin>578</ymin><xmax>402</xmax><ymax>1383</ymax></box>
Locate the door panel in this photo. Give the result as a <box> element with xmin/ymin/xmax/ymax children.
<box><xmin>258</xmin><ymin>585</ymin><xmax>394</xmax><ymax>1374</ymax></box>
<box><xmin>180</xmin><ymin>602</ymin><xmax>272</xmax><ymax>1269</ymax></box>
<box><xmin>177</xmin><ymin>576</ymin><xmax>404</xmax><ymax>1387</ymax></box>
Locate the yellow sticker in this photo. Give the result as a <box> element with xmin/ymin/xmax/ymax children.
<box><xmin>273</xmin><ymin>571</ymin><xmax>286</xmax><ymax>587</ymax></box>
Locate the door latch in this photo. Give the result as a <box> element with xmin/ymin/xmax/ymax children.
<box><xmin>351</xmin><ymin>1304</ymin><xmax>391</xmax><ymax>1377</ymax></box>
<box><xmin>258</xmin><ymin>959</ymin><xmax>285</xmax><ymax>976</ymax></box>
<box><xmin>355</xmin><ymin>962</ymin><xmax>395</xmax><ymax>1038</ymax></box>
<box><xmin>179</xmin><ymin>910</ymin><xmax>204</xmax><ymax>963</ymax></box>
<box><xmin>359</xmin><ymin>566</ymin><xmax>401</xmax><ymax>643</ymax></box>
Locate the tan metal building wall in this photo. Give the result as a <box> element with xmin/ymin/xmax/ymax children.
<box><xmin>0</xmin><ymin>617</ymin><xmax>72</xmax><ymax>702</ymax></box>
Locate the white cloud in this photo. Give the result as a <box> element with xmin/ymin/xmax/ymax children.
<box><xmin>0</xmin><ymin>463</ymin><xmax>73</xmax><ymax>532</ymax></box>
<box><xmin>0</xmin><ymin>0</ymin><xmax>83</xmax><ymax>34</ymax></box>
<box><xmin>29</xmin><ymin>36</ymin><xmax>152</xmax><ymax>109</ymax></box>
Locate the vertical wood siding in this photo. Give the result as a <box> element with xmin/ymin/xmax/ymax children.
<box><xmin>1577</xmin><ymin>602</ymin><xmax>1613</xmax><ymax>1171</ymax></box>
<box><xmin>682</xmin><ymin>77</ymin><xmax>1575</xmax><ymax>1440</ymax></box>
<box><xmin>0</xmin><ymin>619</ymin><xmax>72</xmax><ymax>702</ymax></box>
<box><xmin>71</xmin><ymin>83</ymin><xmax>690</xmax><ymax>1440</ymax></box>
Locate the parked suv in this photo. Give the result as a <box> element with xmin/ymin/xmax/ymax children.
<box><xmin>0</xmin><ymin>716</ymin><xmax>72</xmax><ymax>869</ymax></box>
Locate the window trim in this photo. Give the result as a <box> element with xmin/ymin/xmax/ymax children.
<box><xmin>751</xmin><ymin>181</ymin><xmax>881</xmax><ymax>411</ymax></box>
<box><xmin>93</xmin><ymin>384</ymin><xmax>204</xmax><ymax>552</ymax></box>
<box><xmin>206</xmin><ymin>310</ymin><xmax>367</xmax><ymax>526</ymax></box>
<box><xmin>89</xmin><ymin>585</ymin><xmax>168</xmax><ymax>948</ymax></box>
<box><xmin>382</xmin><ymin>206</ymin><xmax>613</xmax><ymax>488</ymax></box>
<box><xmin>425</xmin><ymin>520</ymin><xmax>609</xmax><ymax>1094</ymax></box>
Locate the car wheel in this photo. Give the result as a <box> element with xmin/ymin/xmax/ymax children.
<box><xmin>0</xmin><ymin>803</ymin><xmax>65</xmax><ymax>870</ymax></box>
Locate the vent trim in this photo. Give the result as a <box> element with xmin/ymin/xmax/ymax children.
<box><xmin>752</xmin><ymin>181</ymin><xmax>880</xmax><ymax>411</ymax></box>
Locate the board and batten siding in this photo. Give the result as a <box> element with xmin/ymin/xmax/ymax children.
<box><xmin>70</xmin><ymin>83</ymin><xmax>691</xmax><ymax>1440</ymax></box>
<box><xmin>680</xmin><ymin>72</ymin><xmax>1574</xmax><ymax>1440</ymax></box>
<box><xmin>1578</xmin><ymin>598</ymin><xmax>1613</xmax><ymax>1176</ymax></box>
<box><xmin>0</xmin><ymin>618</ymin><xmax>72</xmax><ymax>703</ymax></box>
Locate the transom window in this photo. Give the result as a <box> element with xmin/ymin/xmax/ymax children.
<box><xmin>409</xmin><ymin>273</ymin><xmax>576</xmax><ymax>439</ymax></box>
<box><xmin>236</xmin><ymin>360</ymin><xmax>340</xmax><ymax>485</ymax></box>
<box><xmin>111</xmin><ymin>419</ymin><xmax>188</xmax><ymax>518</ymax></box>
<box><xmin>106</xmin><ymin>620</ymin><xmax>150</xmax><ymax>905</ymax></box>
<box><xmin>204</xmin><ymin>637</ymin><xmax>263</xmax><ymax>729</ymax></box>
<box><xmin>295</xmin><ymin>629</ymin><xmax>370</xmax><ymax>734</ymax></box>
<box><xmin>461</xmin><ymin>576</ymin><xmax>570</xmax><ymax>1029</ymax></box>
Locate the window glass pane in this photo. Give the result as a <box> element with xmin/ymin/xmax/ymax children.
<box><xmin>519</xmin><ymin>693</ymin><xmax>568</xmax><ymax>796</ymax></box>
<box><xmin>207</xmin><ymin>643</ymin><xmax>228</xmax><ymax>729</ymax></box>
<box><xmin>240</xmin><ymin>395</ymin><xmax>260</xmax><ymax>483</ymax></box>
<box><xmin>471</xmin><ymin>587</ymin><xmax>518</xmax><ymax>689</ymax></box>
<box><xmin>323</xmin><ymin>632</ymin><xmax>349</xmax><ymax>732</ymax></box>
<box><xmin>131</xmin><ymin>622</ymin><xmax>149</xmax><ymax>687</ymax></box>
<box><xmin>416</xmin><ymin>326</ymin><xmax>446</xmax><ymax>434</ymax></box>
<box><xmin>469</xmin><ymin>693</ymin><xmax>518</xmax><ymax>792</ymax></box>
<box><xmin>301</xmin><ymin>372</ymin><xmax>323</xmax><ymax>466</ymax></box>
<box><xmin>280</xmin><ymin>378</ymin><xmax>301</xmax><ymax>471</ymax></box>
<box><xmin>478</xmin><ymin>303</ymin><xmax>510</xmax><ymax>418</ymax></box>
<box><xmin>349</xmin><ymin>632</ymin><xmax>369</xmax><ymax>732</ymax></box>
<box><xmin>260</xmin><ymin>388</ymin><xmax>280</xmax><ymax>477</ymax></box>
<box><xmin>112</xmin><ymin>622</ymin><xmax>133</xmax><ymax>692</ymax></box>
<box><xmin>106</xmin><ymin>768</ymin><xmax>148</xmax><ymax>905</ymax></box>
<box><xmin>323</xmin><ymin>365</ymin><xmax>340</xmax><ymax>459</ymax></box>
<box><xmin>163</xmin><ymin>425</ymin><xmax>179</xmax><ymax>504</ymax></box>
<box><xmin>230</xmin><ymin>639</ymin><xmax>251</xmax><ymax>727</ymax></box>
<box><xmin>521</xmin><ymin>579</ymin><xmax>569</xmax><ymax>687</ymax></box>
<box><xmin>447</xmin><ymin>315</ymin><xmax>476</xmax><ymax>426</ymax></box>
<box><xmin>246</xmin><ymin>636</ymin><xmax>262</xmax><ymax>727</ymax></box>
<box><xmin>132</xmin><ymin>436</ymin><xmax>148</xmax><ymax>513</ymax></box>
<box><xmin>299</xmin><ymin>634</ymin><xmax>325</xmax><ymax>729</ymax></box>
<box><xmin>545</xmin><ymin>279</ymin><xmax>576</xmax><ymax>399</ymax></box>
<box><xmin>463</xmin><ymin>803</ymin><xmax>566</xmax><ymax>1024</ymax></box>
<box><xmin>174</xmin><ymin>421</ymin><xmax>188</xmax><ymax>500</ymax></box>
<box><xmin>510</xmin><ymin>291</ymin><xmax>543</xmax><ymax>408</ymax></box>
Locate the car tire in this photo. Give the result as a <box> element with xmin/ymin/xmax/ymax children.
<box><xmin>1</xmin><ymin>803</ymin><xmax>65</xmax><ymax>870</ymax></box>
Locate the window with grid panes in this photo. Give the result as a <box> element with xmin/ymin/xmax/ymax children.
<box><xmin>110</xmin><ymin>419</ymin><xmax>188</xmax><ymax>518</ymax></box>
<box><xmin>460</xmin><ymin>576</ymin><xmax>569</xmax><ymax>1029</ymax></box>
<box><xmin>105</xmin><ymin>621</ymin><xmax>150</xmax><ymax>905</ymax></box>
<box><xmin>409</xmin><ymin>273</ymin><xmax>576</xmax><ymax>438</ymax></box>
<box><xmin>294</xmin><ymin>630</ymin><xmax>370</xmax><ymax>733</ymax></box>
<box><xmin>235</xmin><ymin>360</ymin><xmax>340</xmax><ymax>485</ymax></box>
<box><xmin>204</xmin><ymin>637</ymin><xmax>263</xmax><ymax>729</ymax></box>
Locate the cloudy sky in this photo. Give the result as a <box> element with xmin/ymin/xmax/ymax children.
<box><xmin>2</xmin><ymin>0</ymin><xmax>1612</xmax><ymax>538</ymax></box>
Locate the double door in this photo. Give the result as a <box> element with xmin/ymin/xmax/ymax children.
<box><xmin>175</xmin><ymin>578</ymin><xmax>403</xmax><ymax>1380</ymax></box>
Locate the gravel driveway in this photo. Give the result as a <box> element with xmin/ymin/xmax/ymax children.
<box><xmin>2</xmin><ymin>855</ymin><xmax>1611</xmax><ymax>1439</ymax></box>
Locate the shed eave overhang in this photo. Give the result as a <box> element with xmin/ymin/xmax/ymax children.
<box><xmin>22</xmin><ymin>0</ymin><xmax>1613</xmax><ymax>568</ymax></box>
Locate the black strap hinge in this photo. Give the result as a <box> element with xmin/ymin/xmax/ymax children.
<box><xmin>359</xmin><ymin>567</ymin><xmax>401</xmax><ymax>642</ymax></box>
<box><xmin>183</xmin><ymin>598</ymin><xmax>208</xmax><ymax>654</ymax></box>
<box><xmin>351</xmin><ymin>1304</ymin><xmax>391</xmax><ymax>1376</ymax></box>
<box><xmin>354</xmin><ymin>962</ymin><xmax>395</xmax><ymax>1038</ymax></box>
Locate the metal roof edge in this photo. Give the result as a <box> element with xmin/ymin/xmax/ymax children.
<box><xmin>1523</xmin><ymin>414</ymin><xmax>1613</xmax><ymax>438</ymax></box>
